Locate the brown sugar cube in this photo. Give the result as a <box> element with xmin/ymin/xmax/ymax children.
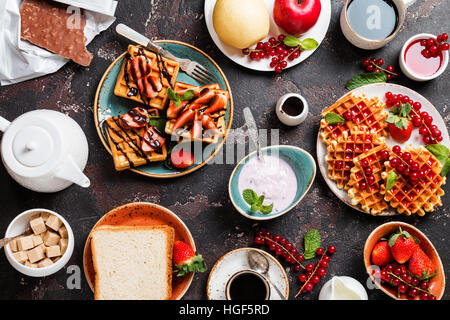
<box><xmin>17</xmin><ymin>235</ymin><xmax>34</xmax><ymax>251</ymax></box>
<box><xmin>58</xmin><ymin>226</ymin><xmax>68</xmax><ymax>239</ymax></box>
<box><xmin>41</xmin><ymin>212</ymin><xmax>50</xmax><ymax>222</ymax></box>
<box><xmin>32</xmin><ymin>234</ymin><xmax>43</xmax><ymax>247</ymax></box>
<box><xmin>45</xmin><ymin>245</ymin><xmax>61</xmax><ymax>258</ymax></box>
<box><xmin>30</xmin><ymin>216</ymin><xmax>47</xmax><ymax>235</ymax></box>
<box><xmin>59</xmin><ymin>238</ymin><xmax>68</xmax><ymax>255</ymax></box>
<box><xmin>43</xmin><ymin>230</ymin><xmax>60</xmax><ymax>246</ymax></box>
<box><xmin>9</xmin><ymin>238</ymin><xmax>19</xmax><ymax>252</ymax></box>
<box><xmin>45</xmin><ymin>215</ymin><xmax>63</xmax><ymax>232</ymax></box>
<box><xmin>13</xmin><ymin>251</ymin><xmax>28</xmax><ymax>264</ymax></box>
<box><xmin>38</xmin><ymin>258</ymin><xmax>54</xmax><ymax>268</ymax></box>
<box><xmin>52</xmin><ymin>257</ymin><xmax>61</xmax><ymax>263</ymax></box>
<box><xmin>25</xmin><ymin>261</ymin><xmax>38</xmax><ymax>268</ymax></box>
<box><xmin>27</xmin><ymin>246</ymin><xmax>45</xmax><ymax>263</ymax></box>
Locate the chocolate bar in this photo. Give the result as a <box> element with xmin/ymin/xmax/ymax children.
<box><xmin>20</xmin><ymin>0</ymin><xmax>93</xmax><ymax>66</ymax></box>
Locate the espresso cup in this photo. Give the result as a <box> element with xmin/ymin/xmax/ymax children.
<box><xmin>340</xmin><ymin>0</ymin><xmax>415</xmax><ymax>50</ymax></box>
<box><xmin>225</xmin><ymin>270</ymin><xmax>271</xmax><ymax>300</ymax></box>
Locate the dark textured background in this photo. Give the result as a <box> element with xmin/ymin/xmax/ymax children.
<box><xmin>0</xmin><ymin>0</ymin><xmax>449</xmax><ymax>300</ymax></box>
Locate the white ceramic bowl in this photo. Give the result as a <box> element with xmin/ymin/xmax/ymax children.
<box><xmin>4</xmin><ymin>208</ymin><xmax>74</xmax><ymax>277</ymax></box>
<box><xmin>275</xmin><ymin>93</ymin><xmax>309</xmax><ymax>126</ymax></box>
<box><xmin>399</xmin><ymin>33</ymin><xmax>449</xmax><ymax>81</ymax></box>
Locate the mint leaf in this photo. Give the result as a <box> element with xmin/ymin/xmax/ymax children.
<box><xmin>325</xmin><ymin>112</ymin><xmax>345</xmax><ymax>124</ymax></box>
<box><xmin>250</xmin><ymin>203</ymin><xmax>260</xmax><ymax>212</ymax></box>
<box><xmin>148</xmin><ymin>116</ymin><xmax>166</xmax><ymax>132</ymax></box>
<box><xmin>260</xmin><ymin>203</ymin><xmax>273</xmax><ymax>214</ymax></box>
<box><xmin>256</xmin><ymin>195</ymin><xmax>265</xmax><ymax>207</ymax></box>
<box><xmin>346</xmin><ymin>72</ymin><xmax>388</xmax><ymax>90</ymax></box>
<box><xmin>300</xmin><ymin>38</ymin><xmax>319</xmax><ymax>51</ymax></box>
<box><xmin>426</xmin><ymin>144</ymin><xmax>449</xmax><ymax>158</ymax></box>
<box><xmin>284</xmin><ymin>35</ymin><xmax>301</xmax><ymax>47</ymax></box>
<box><xmin>442</xmin><ymin>158</ymin><xmax>450</xmax><ymax>176</ymax></box>
<box><xmin>303</xmin><ymin>229</ymin><xmax>321</xmax><ymax>260</ymax></box>
<box><xmin>386</xmin><ymin>171</ymin><xmax>398</xmax><ymax>191</ymax></box>
<box><xmin>167</xmin><ymin>87</ymin><xmax>179</xmax><ymax>101</ymax></box>
<box><xmin>242</xmin><ymin>189</ymin><xmax>258</xmax><ymax>205</ymax></box>
<box><xmin>180</xmin><ymin>90</ymin><xmax>195</xmax><ymax>101</ymax></box>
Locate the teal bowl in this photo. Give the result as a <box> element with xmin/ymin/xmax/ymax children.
<box><xmin>228</xmin><ymin>145</ymin><xmax>316</xmax><ymax>220</ymax></box>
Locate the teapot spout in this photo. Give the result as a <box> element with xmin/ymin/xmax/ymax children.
<box><xmin>55</xmin><ymin>155</ymin><xmax>90</xmax><ymax>188</ymax></box>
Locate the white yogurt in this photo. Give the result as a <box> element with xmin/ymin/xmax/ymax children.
<box><xmin>238</xmin><ymin>155</ymin><xmax>298</xmax><ymax>213</ymax></box>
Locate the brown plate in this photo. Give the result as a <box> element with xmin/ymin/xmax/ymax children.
<box><xmin>83</xmin><ymin>202</ymin><xmax>195</xmax><ymax>300</ymax></box>
<box><xmin>363</xmin><ymin>221</ymin><xmax>445</xmax><ymax>300</ymax></box>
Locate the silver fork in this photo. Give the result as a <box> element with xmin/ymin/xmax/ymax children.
<box><xmin>116</xmin><ymin>24</ymin><xmax>216</xmax><ymax>85</ymax></box>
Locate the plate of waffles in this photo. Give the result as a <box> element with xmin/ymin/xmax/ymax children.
<box><xmin>94</xmin><ymin>41</ymin><xmax>233</xmax><ymax>178</ymax></box>
<box><xmin>317</xmin><ymin>83</ymin><xmax>449</xmax><ymax>216</ymax></box>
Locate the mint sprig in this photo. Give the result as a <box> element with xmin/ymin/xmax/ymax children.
<box><xmin>324</xmin><ymin>112</ymin><xmax>345</xmax><ymax>124</ymax></box>
<box><xmin>167</xmin><ymin>88</ymin><xmax>195</xmax><ymax>107</ymax></box>
<box><xmin>283</xmin><ymin>36</ymin><xmax>319</xmax><ymax>51</ymax></box>
<box><xmin>303</xmin><ymin>229</ymin><xmax>321</xmax><ymax>260</ymax></box>
<box><xmin>426</xmin><ymin>144</ymin><xmax>450</xmax><ymax>176</ymax></box>
<box><xmin>386</xmin><ymin>171</ymin><xmax>398</xmax><ymax>191</ymax></box>
<box><xmin>386</xmin><ymin>103</ymin><xmax>412</xmax><ymax>129</ymax></box>
<box><xmin>242</xmin><ymin>189</ymin><xmax>273</xmax><ymax>214</ymax></box>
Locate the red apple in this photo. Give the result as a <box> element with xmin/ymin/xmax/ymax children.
<box><xmin>273</xmin><ymin>0</ymin><xmax>322</xmax><ymax>35</ymax></box>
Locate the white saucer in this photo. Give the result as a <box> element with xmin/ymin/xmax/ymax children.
<box><xmin>316</xmin><ymin>83</ymin><xmax>450</xmax><ymax>216</ymax></box>
<box><xmin>206</xmin><ymin>247</ymin><xmax>289</xmax><ymax>300</ymax></box>
<box><xmin>204</xmin><ymin>0</ymin><xmax>331</xmax><ymax>71</ymax></box>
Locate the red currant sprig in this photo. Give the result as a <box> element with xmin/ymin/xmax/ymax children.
<box><xmin>420</xmin><ymin>33</ymin><xmax>449</xmax><ymax>59</ymax></box>
<box><xmin>242</xmin><ymin>34</ymin><xmax>303</xmax><ymax>73</ymax></box>
<box><xmin>362</xmin><ymin>58</ymin><xmax>398</xmax><ymax>81</ymax></box>
<box><xmin>390</xmin><ymin>145</ymin><xmax>425</xmax><ymax>184</ymax></box>
<box><xmin>254</xmin><ymin>230</ymin><xmax>306</xmax><ymax>271</ymax></box>
<box><xmin>295</xmin><ymin>246</ymin><xmax>336</xmax><ymax>297</ymax></box>
<box><xmin>376</xmin><ymin>263</ymin><xmax>436</xmax><ymax>300</ymax></box>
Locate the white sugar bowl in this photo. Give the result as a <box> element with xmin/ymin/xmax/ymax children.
<box><xmin>0</xmin><ymin>110</ymin><xmax>90</xmax><ymax>193</ymax></box>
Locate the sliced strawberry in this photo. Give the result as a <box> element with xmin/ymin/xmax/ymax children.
<box><xmin>142</xmin><ymin>126</ymin><xmax>165</xmax><ymax>152</ymax></box>
<box><xmin>173</xmin><ymin>241</ymin><xmax>206</xmax><ymax>277</ymax></box>
<box><xmin>121</xmin><ymin>107</ymin><xmax>149</xmax><ymax>128</ymax></box>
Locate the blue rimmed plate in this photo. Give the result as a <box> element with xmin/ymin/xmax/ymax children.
<box><xmin>228</xmin><ymin>145</ymin><xmax>316</xmax><ymax>220</ymax></box>
<box><xmin>94</xmin><ymin>40</ymin><xmax>234</xmax><ymax>178</ymax></box>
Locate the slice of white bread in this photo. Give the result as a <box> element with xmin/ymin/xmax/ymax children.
<box><xmin>91</xmin><ymin>225</ymin><xmax>175</xmax><ymax>300</ymax></box>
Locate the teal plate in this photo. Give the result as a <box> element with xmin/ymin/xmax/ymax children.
<box><xmin>228</xmin><ymin>145</ymin><xmax>316</xmax><ymax>220</ymax></box>
<box><xmin>94</xmin><ymin>40</ymin><xmax>233</xmax><ymax>178</ymax></box>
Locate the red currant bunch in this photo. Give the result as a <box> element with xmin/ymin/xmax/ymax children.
<box><xmin>420</xmin><ymin>33</ymin><xmax>449</xmax><ymax>58</ymax></box>
<box><xmin>391</xmin><ymin>145</ymin><xmax>425</xmax><ymax>184</ymax></box>
<box><xmin>357</xmin><ymin>151</ymin><xmax>389</xmax><ymax>190</ymax></box>
<box><xmin>242</xmin><ymin>34</ymin><xmax>302</xmax><ymax>73</ymax></box>
<box><xmin>378</xmin><ymin>263</ymin><xmax>436</xmax><ymax>300</ymax></box>
<box><xmin>362</xmin><ymin>58</ymin><xmax>398</xmax><ymax>80</ymax></box>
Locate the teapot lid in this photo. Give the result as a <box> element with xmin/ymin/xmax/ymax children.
<box><xmin>1</xmin><ymin>114</ymin><xmax>62</xmax><ymax>177</ymax></box>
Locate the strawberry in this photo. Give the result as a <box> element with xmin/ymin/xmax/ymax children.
<box><xmin>371</xmin><ymin>241</ymin><xmax>393</xmax><ymax>266</ymax></box>
<box><xmin>173</xmin><ymin>241</ymin><xmax>206</xmax><ymax>277</ymax></box>
<box><xmin>386</xmin><ymin>103</ymin><xmax>413</xmax><ymax>142</ymax></box>
<box><xmin>408</xmin><ymin>246</ymin><xmax>437</xmax><ymax>280</ymax></box>
<box><xmin>388</xmin><ymin>227</ymin><xmax>419</xmax><ymax>264</ymax></box>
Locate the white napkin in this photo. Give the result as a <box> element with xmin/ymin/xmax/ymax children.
<box><xmin>0</xmin><ymin>0</ymin><xmax>118</xmax><ymax>85</ymax></box>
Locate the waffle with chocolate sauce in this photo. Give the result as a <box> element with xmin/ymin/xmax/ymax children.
<box><xmin>164</xmin><ymin>82</ymin><xmax>228</xmax><ymax>144</ymax></box>
<box><xmin>114</xmin><ymin>45</ymin><xmax>180</xmax><ymax>110</ymax></box>
<box><xmin>104</xmin><ymin>109</ymin><xmax>167</xmax><ymax>171</ymax></box>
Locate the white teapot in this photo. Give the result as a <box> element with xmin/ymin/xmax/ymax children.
<box><xmin>0</xmin><ymin>110</ymin><xmax>90</xmax><ymax>193</ymax></box>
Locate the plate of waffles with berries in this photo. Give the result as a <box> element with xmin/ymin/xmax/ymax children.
<box><xmin>94</xmin><ymin>41</ymin><xmax>233</xmax><ymax>178</ymax></box>
<box><xmin>316</xmin><ymin>83</ymin><xmax>449</xmax><ymax>217</ymax></box>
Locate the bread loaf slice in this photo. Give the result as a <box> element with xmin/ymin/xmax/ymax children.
<box><xmin>91</xmin><ymin>225</ymin><xmax>175</xmax><ymax>300</ymax></box>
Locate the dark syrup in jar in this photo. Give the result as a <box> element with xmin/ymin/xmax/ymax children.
<box><xmin>281</xmin><ymin>96</ymin><xmax>304</xmax><ymax>117</ymax></box>
<box><xmin>346</xmin><ymin>0</ymin><xmax>398</xmax><ymax>41</ymax></box>
<box><xmin>229</xmin><ymin>273</ymin><xmax>267</xmax><ymax>300</ymax></box>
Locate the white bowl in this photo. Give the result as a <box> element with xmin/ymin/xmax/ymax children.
<box><xmin>399</xmin><ymin>33</ymin><xmax>449</xmax><ymax>81</ymax></box>
<box><xmin>4</xmin><ymin>208</ymin><xmax>74</xmax><ymax>277</ymax></box>
<box><xmin>275</xmin><ymin>93</ymin><xmax>309</xmax><ymax>126</ymax></box>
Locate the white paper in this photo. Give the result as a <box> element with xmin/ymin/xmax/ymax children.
<box><xmin>0</xmin><ymin>0</ymin><xmax>118</xmax><ymax>85</ymax></box>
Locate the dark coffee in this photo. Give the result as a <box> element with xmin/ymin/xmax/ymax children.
<box><xmin>346</xmin><ymin>0</ymin><xmax>398</xmax><ymax>41</ymax></box>
<box><xmin>281</xmin><ymin>96</ymin><xmax>304</xmax><ymax>117</ymax></box>
<box><xmin>229</xmin><ymin>272</ymin><xmax>268</xmax><ymax>300</ymax></box>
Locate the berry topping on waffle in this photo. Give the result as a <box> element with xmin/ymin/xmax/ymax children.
<box><xmin>381</xmin><ymin>146</ymin><xmax>446</xmax><ymax>216</ymax></box>
<box><xmin>326</xmin><ymin>126</ymin><xmax>384</xmax><ymax>189</ymax></box>
<box><xmin>320</xmin><ymin>94</ymin><xmax>388</xmax><ymax>146</ymax></box>
<box><xmin>347</xmin><ymin>144</ymin><xmax>391</xmax><ymax>215</ymax></box>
